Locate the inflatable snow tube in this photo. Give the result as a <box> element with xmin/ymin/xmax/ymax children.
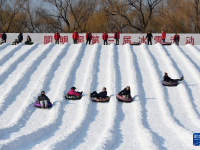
<box><xmin>25</xmin><ymin>42</ymin><xmax>34</xmax><ymax>45</ymax></box>
<box><xmin>131</xmin><ymin>42</ymin><xmax>140</xmax><ymax>45</ymax></box>
<box><xmin>162</xmin><ymin>81</ymin><xmax>178</xmax><ymax>86</ymax></box>
<box><xmin>91</xmin><ymin>96</ymin><xmax>110</xmax><ymax>102</ymax></box>
<box><xmin>116</xmin><ymin>94</ymin><xmax>133</xmax><ymax>102</ymax></box>
<box><xmin>34</xmin><ymin>101</ymin><xmax>52</xmax><ymax>108</ymax></box>
<box><xmin>161</xmin><ymin>42</ymin><xmax>171</xmax><ymax>45</ymax></box>
<box><xmin>65</xmin><ymin>94</ymin><xmax>82</xmax><ymax>100</ymax></box>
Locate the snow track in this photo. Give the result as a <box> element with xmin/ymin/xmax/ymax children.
<box><xmin>0</xmin><ymin>43</ymin><xmax>199</xmax><ymax>150</ymax></box>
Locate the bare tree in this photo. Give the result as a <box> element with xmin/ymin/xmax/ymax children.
<box><xmin>69</xmin><ymin>0</ymin><xmax>97</xmax><ymax>32</ymax></box>
<box><xmin>42</xmin><ymin>0</ymin><xmax>71</xmax><ymax>32</ymax></box>
<box><xmin>4</xmin><ymin>0</ymin><xmax>26</xmax><ymax>32</ymax></box>
<box><xmin>102</xmin><ymin>0</ymin><xmax>161</xmax><ymax>32</ymax></box>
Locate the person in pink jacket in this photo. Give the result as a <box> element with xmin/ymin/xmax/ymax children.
<box><xmin>67</xmin><ymin>87</ymin><xmax>82</xmax><ymax>96</ymax></box>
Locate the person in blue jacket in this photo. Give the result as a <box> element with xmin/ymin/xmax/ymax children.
<box><xmin>89</xmin><ymin>87</ymin><xmax>107</xmax><ymax>98</ymax></box>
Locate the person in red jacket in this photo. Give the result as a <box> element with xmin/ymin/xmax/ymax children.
<box><xmin>114</xmin><ymin>29</ymin><xmax>120</xmax><ymax>45</ymax></box>
<box><xmin>102</xmin><ymin>31</ymin><xmax>108</xmax><ymax>45</ymax></box>
<box><xmin>54</xmin><ymin>31</ymin><xmax>60</xmax><ymax>44</ymax></box>
<box><xmin>162</xmin><ymin>30</ymin><xmax>166</xmax><ymax>42</ymax></box>
<box><xmin>72</xmin><ymin>31</ymin><xmax>79</xmax><ymax>44</ymax></box>
<box><xmin>174</xmin><ymin>33</ymin><xmax>180</xmax><ymax>45</ymax></box>
<box><xmin>86</xmin><ymin>31</ymin><xmax>92</xmax><ymax>45</ymax></box>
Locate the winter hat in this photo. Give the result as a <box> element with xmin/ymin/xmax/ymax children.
<box><xmin>164</xmin><ymin>72</ymin><xmax>168</xmax><ymax>76</ymax></box>
<box><xmin>71</xmin><ymin>87</ymin><xmax>76</xmax><ymax>90</ymax></box>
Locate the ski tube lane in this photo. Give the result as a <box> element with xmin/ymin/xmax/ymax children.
<box><xmin>91</xmin><ymin>43</ymin><xmax>118</xmax><ymax>150</ymax></box>
<box><xmin>40</xmin><ymin>44</ymin><xmax>100</xmax><ymax>150</ymax></box>
<box><xmin>178</xmin><ymin>45</ymin><xmax>200</xmax><ymax>111</ymax></box>
<box><xmin>18</xmin><ymin>44</ymin><xmax>86</xmax><ymax>150</ymax></box>
<box><xmin>164</xmin><ymin>45</ymin><xmax>200</xmax><ymax>128</ymax></box>
<box><xmin>112</xmin><ymin>44</ymin><xmax>159</xmax><ymax>150</ymax></box>
<box><xmin>0</xmin><ymin>43</ymin><xmax>53</xmax><ymax>133</ymax></box>
<box><xmin>0</xmin><ymin>43</ymin><xmax>39</xmax><ymax>84</ymax></box>
<box><xmin>29</xmin><ymin>44</ymin><xmax>93</xmax><ymax>150</ymax></box>
<box><xmin>68</xmin><ymin>45</ymin><xmax>111</xmax><ymax>150</ymax></box>
<box><xmin>0</xmin><ymin>44</ymin><xmax>85</xmax><ymax>150</ymax></box>
<box><xmin>135</xmin><ymin>44</ymin><xmax>193</xmax><ymax>149</ymax></box>
<box><xmin>0</xmin><ymin>43</ymin><xmax>23</xmax><ymax>65</ymax></box>
<box><xmin>0</xmin><ymin>44</ymin><xmax>69</xmax><ymax>143</ymax></box>
<box><xmin>154</xmin><ymin>44</ymin><xmax>200</xmax><ymax>132</ymax></box>
<box><xmin>185</xmin><ymin>44</ymin><xmax>200</xmax><ymax>68</ymax></box>
<box><xmin>0</xmin><ymin>43</ymin><xmax>10</xmax><ymax>52</ymax></box>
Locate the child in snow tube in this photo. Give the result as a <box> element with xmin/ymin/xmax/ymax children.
<box><xmin>162</xmin><ymin>72</ymin><xmax>183</xmax><ymax>86</ymax></box>
<box><xmin>35</xmin><ymin>91</ymin><xmax>52</xmax><ymax>108</ymax></box>
<box><xmin>12</xmin><ymin>39</ymin><xmax>19</xmax><ymax>45</ymax></box>
<box><xmin>65</xmin><ymin>87</ymin><xmax>83</xmax><ymax>100</ymax></box>
<box><xmin>90</xmin><ymin>87</ymin><xmax>109</xmax><ymax>102</ymax></box>
<box><xmin>117</xmin><ymin>86</ymin><xmax>133</xmax><ymax>102</ymax></box>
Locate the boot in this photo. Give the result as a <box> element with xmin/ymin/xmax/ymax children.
<box><xmin>179</xmin><ymin>76</ymin><xmax>184</xmax><ymax>81</ymax></box>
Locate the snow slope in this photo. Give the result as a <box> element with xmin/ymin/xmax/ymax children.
<box><xmin>0</xmin><ymin>43</ymin><xmax>199</xmax><ymax>150</ymax></box>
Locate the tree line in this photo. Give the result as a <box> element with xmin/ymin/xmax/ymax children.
<box><xmin>0</xmin><ymin>0</ymin><xmax>199</xmax><ymax>33</ymax></box>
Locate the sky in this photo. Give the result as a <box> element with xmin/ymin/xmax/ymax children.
<box><xmin>31</xmin><ymin>0</ymin><xmax>54</xmax><ymax>11</ymax></box>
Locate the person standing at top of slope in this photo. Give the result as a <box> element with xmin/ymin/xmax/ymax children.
<box><xmin>86</xmin><ymin>31</ymin><xmax>92</xmax><ymax>45</ymax></box>
<box><xmin>89</xmin><ymin>87</ymin><xmax>107</xmax><ymax>98</ymax></box>
<box><xmin>18</xmin><ymin>32</ymin><xmax>23</xmax><ymax>43</ymax></box>
<box><xmin>163</xmin><ymin>73</ymin><xmax>183</xmax><ymax>83</ymax></box>
<box><xmin>1</xmin><ymin>32</ymin><xmax>7</xmax><ymax>43</ymax></box>
<box><xmin>37</xmin><ymin>91</ymin><xmax>50</xmax><ymax>109</ymax></box>
<box><xmin>162</xmin><ymin>30</ymin><xmax>166</xmax><ymax>42</ymax></box>
<box><xmin>67</xmin><ymin>87</ymin><xmax>83</xmax><ymax>96</ymax></box>
<box><xmin>72</xmin><ymin>30</ymin><xmax>79</xmax><ymax>44</ymax></box>
<box><xmin>118</xmin><ymin>86</ymin><xmax>131</xmax><ymax>99</ymax></box>
<box><xmin>102</xmin><ymin>31</ymin><xmax>108</xmax><ymax>45</ymax></box>
<box><xmin>114</xmin><ymin>29</ymin><xmax>120</xmax><ymax>45</ymax></box>
<box><xmin>145</xmin><ymin>31</ymin><xmax>153</xmax><ymax>45</ymax></box>
<box><xmin>54</xmin><ymin>31</ymin><xmax>60</xmax><ymax>44</ymax></box>
<box><xmin>174</xmin><ymin>33</ymin><xmax>180</xmax><ymax>45</ymax></box>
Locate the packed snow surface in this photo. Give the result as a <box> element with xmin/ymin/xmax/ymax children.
<box><xmin>0</xmin><ymin>43</ymin><xmax>200</xmax><ymax>150</ymax></box>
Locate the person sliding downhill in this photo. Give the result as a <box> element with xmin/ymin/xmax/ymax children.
<box><xmin>67</xmin><ymin>87</ymin><xmax>82</xmax><ymax>96</ymax></box>
<box><xmin>163</xmin><ymin>73</ymin><xmax>183</xmax><ymax>83</ymax></box>
<box><xmin>37</xmin><ymin>91</ymin><xmax>50</xmax><ymax>109</ymax></box>
<box><xmin>118</xmin><ymin>86</ymin><xmax>131</xmax><ymax>99</ymax></box>
<box><xmin>89</xmin><ymin>87</ymin><xmax>107</xmax><ymax>98</ymax></box>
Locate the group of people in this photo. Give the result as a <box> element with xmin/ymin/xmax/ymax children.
<box><xmin>145</xmin><ymin>30</ymin><xmax>180</xmax><ymax>45</ymax></box>
<box><xmin>1</xmin><ymin>30</ymin><xmax>180</xmax><ymax>46</ymax></box>
<box><xmin>37</xmin><ymin>86</ymin><xmax>131</xmax><ymax>108</ymax></box>
<box><xmin>0</xmin><ymin>32</ymin><xmax>33</xmax><ymax>45</ymax></box>
<box><xmin>37</xmin><ymin>72</ymin><xmax>183</xmax><ymax>109</ymax></box>
<box><xmin>69</xmin><ymin>29</ymin><xmax>120</xmax><ymax>45</ymax></box>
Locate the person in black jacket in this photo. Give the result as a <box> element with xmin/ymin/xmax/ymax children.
<box><xmin>145</xmin><ymin>31</ymin><xmax>153</xmax><ymax>45</ymax></box>
<box><xmin>37</xmin><ymin>91</ymin><xmax>50</xmax><ymax>108</ymax></box>
<box><xmin>89</xmin><ymin>87</ymin><xmax>107</xmax><ymax>98</ymax></box>
<box><xmin>1</xmin><ymin>32</ymin><xmax>7</xmax><ymax>43</ymax></box>
<box><xmin>118</xmin><ymin>86</ymin><xmax>131</xmax><ymax>98</ymax></box>
<box><xmin>163</xmin><ymin>73</ymin><xmax>183</xmax><ymax>83</ymax></box>
<box><xmin>18</xmin><ymin>32</ymin><xmax>23</xmax><ymax>43</ymax></box>
<box><xmin>25</xmin><ymin>35</ymin><xmax>32</xmax><ymax>44</ymax></box>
